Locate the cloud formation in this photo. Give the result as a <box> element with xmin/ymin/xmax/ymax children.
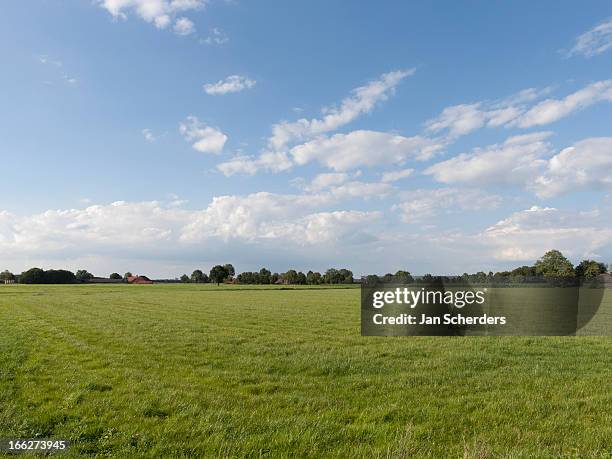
<box><xmin>267</xmin><ymin>69</ymin><xmax>415</xmax><ymax>151</ymax></box>
<box><xmin>203</xmin><ymin>75</ymin><xmax>256</xmax><ymax>95</ymax></box>
<box><xmin>98</xmin><ymin>0</ymin><xmax>205</xmax><ymax>34</ymax></box>
<box><xmin>179</xmin><ymin>116</ymin><xmax>227</xmax><ymax>154</ymax></box>
<box><xmin>566</xmin><ymin>17</ymin><xmax>612</xmax><ymax>58</ymax></box>
<box><xmin>425</xmin><ymin>132</ymin><xmax>553</xmax><ymax>186</ymax></box>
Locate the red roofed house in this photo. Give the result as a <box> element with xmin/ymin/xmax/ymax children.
<box><xmin>127</xmin><ymin>275</ymin><xmax>153</xmax><ymax>284</ymax></box>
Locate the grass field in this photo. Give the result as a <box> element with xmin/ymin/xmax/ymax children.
<box><xmin>1</xmin><ymin>284</ymin><xmax>610</xmax><ymax>457</ymax></box>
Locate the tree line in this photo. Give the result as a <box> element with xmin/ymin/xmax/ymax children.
<box><xmin>181</xmin><ymin>266</ymin><xmax>354</xmax><ymax>285</ymax></box>
<box><xmin>1</xmin><ymin>250</ymin><xmax>608</xmax><ymax>285</ymax></box>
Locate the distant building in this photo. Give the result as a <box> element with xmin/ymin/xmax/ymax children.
<box><xmin>127</xmin><ymin>275</ymin><xmax>153</xmax><ymax>284</ymax></box>
<box><xmin>88</xmin><ymin>277</ymin><xmax>123</xmax><ymax>284</ymax></box>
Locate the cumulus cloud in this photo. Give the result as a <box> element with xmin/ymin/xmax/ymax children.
<box><xmin>393</xmin><ymin>188</ymin><xmax>501</xmax><ymax>222</ymax></box>
<box><xmin>533</xmin><ymin>137</ymin><xmax>612</xmax><ymax>197</ymax></box>
<box><xmin>308</xmin><ymin>173</ymin><xmax>350</xmax><ymax>190</ymax></box>
<box><xmin>173</xmin><ymin>17</ymin><xmax>195</xmax><ymax>35</ymax></box>
<box><xmin>425</xmin><ymin>132</ymin><xmax>553</xmax><ymax>186</ymax></box>
<box><xmin>268</xmin><ymin>69</ymin><xmax>415</xmax><ymax>151</ymax></box>
<box><xmin>424</xmin><ymin>87</ymin><xmax>552</xmax><ymax>138</ymax></box>
<box><xmin>203</xmin><ymin>75</ymin><xmax>256</xmax><ymax>95</ymax></box>
<box><xmin>512</xmin><ymin>80</ymin><xmax>612</xmax><ymax>128</ymax></box>
<box><xmin>481</xmin><ymin>206</ymin><xmax>612</xmax><ymax>262</ymax></box>
<box><xmin>381</xmin><ymin>168</ymin><xmax>414</xmax><ymax>183</ymax></box>
<box><xmin>0</xmin><ymin>193</ymin><xmax>380</xmax><ymax>266</ymax></box>
<box><xmin>179</xmin><ymin>116</ymin><xmax>227</xmax><ymax>154</ymax></box>
<box><xmin>97</xmin><ymin>0</ymin><xmax>205</xmax><ymax>33</ymax></box>
<box><xmin>289</xmin><ymin>130</ymin><xmax>443</xmax><ymax>172</ymax></box>
<box><xmin>566</xmin><ymin>17</ymin><xmax>612</xmax><ymax>58</ymax></box>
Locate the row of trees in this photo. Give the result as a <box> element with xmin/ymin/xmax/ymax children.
<box><xmin>179</xmin><ymin>267</ymin><xmax>354</xmax><ymax>285</ymax></box>
<box><xmin>2</xmin><ymin>251</ymin><xmax>607</xmax><ymax>285</ymax></box>
<box><xmin>3</xmin><ymin>268</ymin><xmax>95</xmax><ymax>284</ymax></box>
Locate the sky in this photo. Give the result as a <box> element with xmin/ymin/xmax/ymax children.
<box><xmin>1</xmin><ymin>1</ymin><xmax>612</xmax><ymax>278</ymax></box>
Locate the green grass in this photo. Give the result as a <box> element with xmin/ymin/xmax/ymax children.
<box><xmin>0</xmin><ymin>284</ymin><xmax>610</xmax><ymax>457</ymax></box>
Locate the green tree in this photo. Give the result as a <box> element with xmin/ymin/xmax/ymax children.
<box><xmin>75</xmin><ymin>270</ymin><xmax>94</xmax><ymax>282</ymax></box>
<box><xmin>394</xmin><ymin>270</ymin><xmax>413</xmax><ymax>283</ymax></box>
<box><xmin>297</xmin><ymin>271</ymin><xmax>307</xmax><ymax>285</ymax></box>
<box><xmin>283</xmin><ymin>269</ymin><xmax>298</xmax><ymax>284</ymax></box>
<box><xmin>109</xmin><ymin>273</ymin><xmax>122</xmax><ymax>280</ymax></box>
<box><xmin>19</xmin><ymin>268</ymin><xmax>45</xmax><ymax>284</ymax></box>
<box><xmin>191</xmin><ymin>269</ymin><xmax>205</xmax><ymax>283</ymax></box>
<box><xmin>223</xmin><ymin>264</ymin><xmax>235</xmax><ymax>278</ymax></box>
<box><xmin>575</xmin><ymin>260</ymin><xmax>607</xmax><ymax>279</ymax></box>
<box><xmin>210</xmin><ymin>265</ymin><xmax>229</xmax><ymax>285</ymax></box>
<box><xmin>259</xmin><ymin>268</ymin><xmax>271</xmax><ymax>284</ymax></box>
<box><xmin>306</xmin><ymin>270</ymin><xmax>322</xmax><ymax>285</ymax></box>
<box><xmin>44</xmin><ymin>269</ymin><xmax>76</xmax><ymax>284</ymax></box>
<box><xmin>180</xmin><ymin>274</ymin><xmax>190</xmax><ymax>283</ymax></box>
<box><xmin>534</xmin><ymin>250</ymin><xmax>575</xmax><ymax>278</ymax></box>
<box><xmin>123</xmin><ymin>272</ymin><xmax>133</xmax><ymax>283</ymax></box>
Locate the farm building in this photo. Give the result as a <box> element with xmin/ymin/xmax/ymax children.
<box><xmin>127</xmin><ymin>275</ymin><xmax>153</xmax><ymax>284</ymax></box>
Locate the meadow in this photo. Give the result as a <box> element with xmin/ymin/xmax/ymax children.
<box><xmin>0</xmin><ymin>284</ymin><xmax>610</xmax><ymax>457</ymax></box>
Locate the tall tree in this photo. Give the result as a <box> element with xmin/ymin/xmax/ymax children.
<box><xmin>575</xmin><ymin>260</ymin><xmax>607</xmax><ymax>279</ymax></box>
<box><xmin>180</xmin><ymin>274</ymin><xmax>190</xmax><ymax>283</ymax></box>
<box><xmin>224</xmin><ymin>264</ymin><xmax>235</xmax><ymax>278</ymax></box>
<box><xmin>210</xmin><ymin>265</ymin><xmax>229</xmax><ymax>285</ymax></box>
<box><xmin>191</xmin><ymin>269</ymin><xmax>205</xmax><ymax>283</ymax></box>
<box><xmin>109</xmin><ymin>273</ymin><xmax>122</xmax><ymax>280</ymax></box>
<box><xmin>534</xmin><ymin>250</ymin><xmax>575</xmax><ymax>278</ymax></box>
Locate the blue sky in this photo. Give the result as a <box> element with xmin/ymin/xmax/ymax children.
<box><xmin>1</xmin><ymin>1</ymin><xmax>611</xmax><ymax>277</ymax></box>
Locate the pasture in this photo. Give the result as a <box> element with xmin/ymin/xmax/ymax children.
<box><xmin>0</xmin><ymin>284</ymin><xmax>610</xmax><ymax>457</ymax></box>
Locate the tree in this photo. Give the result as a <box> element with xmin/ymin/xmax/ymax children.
<box><xmin>224</xmin><ymin>264</ymin><xmax>235</xmax><ymax>278</ymax></box>
<box><xmin>0</xmin><ymin>270</ymin><xmax>15</xmax><ymax>282</ymax></box>
<box><xmin>338</xmin><ymin>269</ymin><xmax>354</xmax><ymax>284</ymax></box>
<box><xmin>271</xmin><ymin>273</ymin><xmax>280</xmax><ymax>284</ymax></box>
<box><xmin>283</xmin><ymin>269</ymin><xmax>298</xmax><ymax>284</ymax></box>
<box><xmin>75</xmin><ymin>270</ymin><xmax>94</xmax><ymax>282</ymax></box>
<box><xmin>394</xmin><ymin>270</ymin><xmax>413</xmax><ymax>283</ymax></box>
<box><xmin>306</xmin><ymin>271</ymin><xmax>322</xmax><ymax>285</ymax></box>
<box><xmin>109</xmin><ymin>273</ymin><xmax>122</xmax><ymax>280</ymax></box>
<box><xmin>123</xmin><ymin>272</ymin><xmax>133</xmax><ymax>283</ymax></box>
<box><xmin>44</xmin><ymin>269</ymin><xmax>76</xmax><ymax>284</ymax></box>
<box><xmin>191</xmin><ymin>269</ymin><xmax>206</xmax><ymax>283</ymax></box>
<box><xmin>19</xmin><ymin>268</ymin><xmax>45</xmax><ymax>284</ymax></box>
<box><xmin>534</xmin><ymin>250</ymin><xmax>575</xmax><ymax>278</ymax></box>
<box><xmin>296</xmin><ymin>271</ymin><xmax>307</xmax><ymax>285</ymax></box>
<box><xmin>575</xmin><ymin>260</ymin><xmax>607</xmax><ymax>279</ymax></box>
<box><xmin>210</xmin><ymin>265</ymin><xmax>228</xmax><ymax>285</ymax></box>
<box><xmin>259</xmin><ymin>268</ymin><xmax>271</xmax><ymax>284</ymax></box>
<box><xmin>324</xmin><ymin>268</ymin><xmax>340</xmax><ymax>284</ymax></box>
<box><xmin>180</xmin><ymin>274</ymin><xmax>190</xmax><ymax>283</ymax></box>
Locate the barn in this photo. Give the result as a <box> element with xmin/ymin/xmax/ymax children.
<box><xmin>127</xmin><ymin>275</ymin><xmax>153</xmax><ymax>284</ymax></box>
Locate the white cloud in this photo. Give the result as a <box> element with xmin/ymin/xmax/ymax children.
<box><xmin>98</xmin><ymin>0</ymin><xmax>205</xmax><ymax>32</ymax></box>
<box><xmin>566</xmin><ymin>17</ymin><xmax>612</xmax><ymax>58</ymax></box>
<box><xmin>268</xmin><ymin>69</ymin><xmax>415</xmax><ymax>151</ymax></box>
<box><xmin>512</xmin><ymin>80</ymin><xmax>612</xmax><ymax>128</ymax></box>
<box><xmin>203</xmin><ymin>75</ymin><xmax>256</xmax><ymax>95</ymax></box>
<box><xmin>425</xmin><ymin>132</ymin><xmax>552</xmax><ymax>186</ymax></box>
<box><xmin>393</xmin><ymin>188</ymin><xmax>501</xmax><ymax>222</ymax></box>
<box><xmin>481</xmin><ymin>206</ymin><xmax>612</xmax><ymax>262</ymax></box>
<box><xmin>424</xmin><ymin>86</ymin><xmax>553</xmax><ymax>138</ymax></box>
<box><xmin>290</xmin><ymin>130</ymin><xmax>443</xmax><ymax>172</ymax></box>
<box><xmin>309</xmin><ymin>173</ymin><xmax>350</xmax><ymax>190</ymax></box>
<box><xmin>381</xmin><ymin>168</ymin><xmax>414</xmax><ymax>183</ymax></box>
<box><xmin>179</xmin><ymin>116</ymin><xmax>227</xmax><ymax>154</ymax></box>
<box><xmin>202</xmin><ymin>27</ymin><xmax>229</xmax><ymax>45</ymax></box>
<box><xmin>533</xmin><ymin>137</ymin><xmax>612</xmax><ymax>197</ymax></box>
<box><xmin>173</xmin><ymin>16</ymin><xmax>195</xmax><ymax>35</ymax></box>
<box><xmin>142</xmin><ymin>128</ymin><xmax>157</xmax><ymax>142</ymax></box>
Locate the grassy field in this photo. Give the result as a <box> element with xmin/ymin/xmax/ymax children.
<box><xmin>0</xmin><ymin>284</ymin><xmax>610</xmax><ymax>457</ymax></box>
